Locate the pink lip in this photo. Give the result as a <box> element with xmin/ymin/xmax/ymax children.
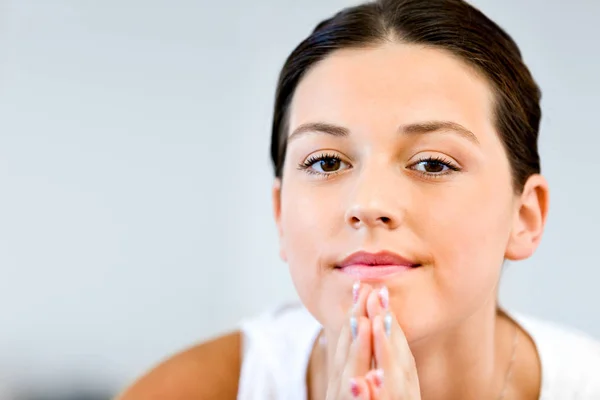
<box><xmin>337</xmin><ymin>251</ymin><xmax>419</xmax><ymax>280</ymax></box>
<box><xmin>339</xmin><ymin>250</ymin><xmax>418</xmax><ymax>268</ymax></box>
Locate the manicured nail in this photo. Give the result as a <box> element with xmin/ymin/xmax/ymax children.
<box><xmin>384</xmin><ymin>312</ymin><xmax>392</xmax><ymax>338</ymax></box>
<box><xmin>350</xmin><ymin>316</ymin><xmax>358</xmax><ymax>340</ymax></box>
<box><xmin>373</xmin><ymin>369</ymin><xmax>385</xmax><ymax>388</ymax></box>
<box><xmin>378</xmin><ymin>286</ymin><xmax>389</xmax><ymax>309</ymax></box>
<box><xmin>352</xmin><ymin>281</ymin><xmax>360</xmax><ymax>305</ymax></box>
<box><xmin>350</xmin><ymin>378</ymin><xmax>361</xmax><ymax>397</ymax></box>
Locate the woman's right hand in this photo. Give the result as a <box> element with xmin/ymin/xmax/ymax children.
<box><xmin>325</xmin><ymin>283</ymin><xmax>375</xmax><ymax>400</ymax></box>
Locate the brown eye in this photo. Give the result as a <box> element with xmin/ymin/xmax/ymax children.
<box><xmin>300</xmin><ymin>153</ymin><xmax>350</xmax><ymax>176</ymax></box>
<box><xmin>410</xmin><ymin>157</ymin><xmax>459</xmax><ymax>176</ymax></box>
<box><xmin>318</xmin><ymin>157</ymin><xmax>341</xmax><ymax>172</ymax></box>
<box><xmin>420</xmin><ymin>160</ymin><xmax>446</xmax><ymax>173</ymax></box>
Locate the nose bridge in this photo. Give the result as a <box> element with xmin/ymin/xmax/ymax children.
<box><xmin>345</xmin><ymin>158</ymin><xmax>404</xmax><ymax>229</ymax></box>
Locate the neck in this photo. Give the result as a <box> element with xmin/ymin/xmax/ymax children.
<box><xmin>410</xmin><ymin>302</ymin><xmax>515</xmax><ymax>400</ymax></box>
<box><xmin>311</xmin><ymin>301</ymin><xmax>518</xmax><ymax>400</ymax></box>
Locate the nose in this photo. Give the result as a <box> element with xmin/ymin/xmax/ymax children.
<box><xmin>344</xmin><ymin>168</ymin><xmax>405</xmax><ymax>231</ymax></box>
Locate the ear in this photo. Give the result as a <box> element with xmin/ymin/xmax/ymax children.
<box><xmin>272</xmin><ymin>178</ymin><xmax>287</xmax><ymax>262</ymax></box>
<box><xmin>505</xmin><ymin>174</ymin><xmax>550</xmax><ymax>261</ymax></box>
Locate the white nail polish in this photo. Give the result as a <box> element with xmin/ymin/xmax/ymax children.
<box><xmin>378</xmin><ymin>286</ymin><xmax>389</xmax><ymax>309</ymax></box>
<box><xmin>375</xmin><ymin>369</ymin><xmax>384</xmax><ymax>387</ymax></box>
<box><xmin>352</xmin><ymin>281</ymin><xmax>360</xmax><ymax>304</ymax></box>
<box><xmin>384</xmin><ymin>312</ymin><xmax>392</xmax><ymax>337</ymax></box>
<box><xmin>350</xmin><ymin>316</ymin><xmax>358</xmax><ymax>340</ymax></box>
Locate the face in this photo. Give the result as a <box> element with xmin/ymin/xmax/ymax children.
<box><xmin>273</xmin><ymin>43</ymin><xmax>545</xmax><ymax>341</ymax></box>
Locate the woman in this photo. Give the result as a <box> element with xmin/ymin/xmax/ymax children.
<box><xmin>118</xmin><ymin>0</ymin><xmax>600</xmax><ymax>398</ymax></box>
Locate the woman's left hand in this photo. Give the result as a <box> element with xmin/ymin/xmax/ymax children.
<box><xmin>353</xmin><ymin>287</ymin><xmax>422</xmax><ymax>399</ymax></box>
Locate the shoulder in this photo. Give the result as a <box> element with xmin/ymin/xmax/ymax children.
<box><xmin>513</xmin><ymin>313</ymin><xmax>600</xmax><ymax>397</ymax></box>
<box><xmin>116</xmin><ymin>331</ymin><xmax>242</xmax><ymax>400</ymax></box>
<box><xmin>116</xmin><ymin>304</ymin><xmax>320</xmax><ymax>400</ymax></box>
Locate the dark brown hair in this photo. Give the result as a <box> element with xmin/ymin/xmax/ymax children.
<box><xmin>270</xmin><ymin>0</ymin><xmax>541</xmax><ymax>192</ymax></box>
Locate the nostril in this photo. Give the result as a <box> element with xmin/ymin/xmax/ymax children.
<box><xmin>346</xmin><ymin>211</ymin><xmax>396</xmax><ymax>228</ymax></box>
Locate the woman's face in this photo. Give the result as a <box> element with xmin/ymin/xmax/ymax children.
<box><xmin>273</xmin><ymin>43</ymin><xmax>543</xmax><ymax>340</ymax></box>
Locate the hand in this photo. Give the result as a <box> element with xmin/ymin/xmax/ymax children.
<box><xmin>325</xmin><ymin>283</ymin><xmax>374</xmax><ymax>399</ymax></box>
<box><xmin>326</xmin><ymin>283</ymin><xmax>421</xmax><ymax>399</ymax></box>
<box><xmin>359</xmin><ymin>286</ymin><xmax>422</xmax><ymax>399</ymax></box>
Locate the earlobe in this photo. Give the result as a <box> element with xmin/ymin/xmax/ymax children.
<box><xmin>505</xmin><ymin>174</ymin><xmax>550</xmax><ymax>261</ymax></box>
<box><xmin>272</xmin><ymin>178</ymin><xmax>287</xmax><ymax>262</ymax></box>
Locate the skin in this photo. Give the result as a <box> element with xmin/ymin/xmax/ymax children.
<box><xmin>116</xmin><ymin>332</ymin><xmax>242</xmax><ymax>399</ymax></box>
<box><xmin>320</xmin><ymin>283</ymin><xmax>423</xmax><ymax>399</ymax></box>
<box><xmin>118</xmin><ymin>42</ymin><xmax>548</xmax><ymax>399</ymax></box>
<box><xmin>273</xmin><ymin>42</ymin><xmax>548</xmax><ymax>399</ymax></box>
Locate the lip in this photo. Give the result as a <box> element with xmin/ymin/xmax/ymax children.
<box><xmin>338</xmin><ymin>250</ymin><xmax>418</xmax><ymax>268</ymax></box>
<box><xmin>336</xmin><ymin>250</ymin><xmax>419</xmax><ymax>280</ymax></box>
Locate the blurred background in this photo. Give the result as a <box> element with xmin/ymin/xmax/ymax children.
<box><xmin>1</xmin><ymin>0</ymin><xmax>599</xmax><ymax>398</ymax></box>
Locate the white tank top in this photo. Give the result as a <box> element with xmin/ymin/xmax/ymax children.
<box><xmin>236</xmin><ymin>303</ymin><xmax>600</xmax><ymax>400</ymax></box>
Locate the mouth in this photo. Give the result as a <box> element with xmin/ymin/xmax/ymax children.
<box><xmin>334</xmin><ymin>250</ymin><xmax>421</xmax><ymax>280</ymax></box>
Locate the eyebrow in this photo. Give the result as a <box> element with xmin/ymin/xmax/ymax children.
<box><xmin>400</xmin><ymin>121</ymin><xmax>480</xmax><ymax>145</ymax></box>
<box><xmin>288</xmin><ymin>122</ymin><xmax>349</xmax><ymax>143</ymax></box>
<box><xmin>288</xmin><ymin>120</ymin><xmax>480</xmax><ymax>145</ymax></box>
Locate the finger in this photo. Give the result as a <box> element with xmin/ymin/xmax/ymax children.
<box><xmin>372</xmin><ymin>311</ymin><xmax>420</xmax><ymax>399</ymax></box>
<box><xmin>349</xmin><ymin>376</ymin><xmax>371</xmax><ymax>400</ymax></box>
<box><xmin>353</xmin><ymin>281</ymin><xmax>373</xmax><ymax>318</ymax></box>
<box><xmin>332</xmin><ymin>313</ymin><xmax>372</xmax><ymax>385</ymax></box>
<box><xmin>331</xmin><ymin>307</ymin><xmax>358</xmax><ymax>374</ymax></box>
<box><xmin>340</xmin><ymin>316</ymin><xmax>372</xmax><ymax>379</ymax></box>
<box><xmin>374</xmin><ymin>311</ymin><xmax>414</xmax><ymax>370</ymax></box>
<box><xmin>351</xmin><ymin>283</ymin><xmax>374</xmax><ymax>372</ymax></box>
<box><xmin>332</xmin><ymin>284</ymin><xmax>373</xmax><ymax>373</ymax></box>
<box><xmin>366</xmin><ymin>285</ymin><xmax>388</xmax><ymax>320</ymax></box>
<box><xmin>365</xmin><ymin>369</ymin><xmax>385</xmax><ymax>399</ymax></box>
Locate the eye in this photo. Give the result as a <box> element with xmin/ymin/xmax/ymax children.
<box><xmin>409</xmin><ymin>156</ymin><xmax>460</xmax><ymax>177</ymax></box>
<box><xmin>298</xmin><ymin>153</ymin><xmax>351</xmax><ymax>176</ymax></box>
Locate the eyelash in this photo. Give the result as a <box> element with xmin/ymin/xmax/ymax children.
<box><xmin>297</xmin><ymin>153</ymin><xmax>461</xmax><ymax>178</ymax></box>
<box><xmin>408</xmin><ymin>155</ymin><xmax>461</xmax><ymax>179</ymax></box>
<box><xmin>297</xmin><ymin>153</ymin><xmax>347</xmax><ymax>177</ymax></box>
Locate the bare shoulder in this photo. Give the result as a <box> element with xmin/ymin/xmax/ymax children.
<box><xmin>116</xmin><ymin>331</ymin><xmax>242</xmax><ymax>400</ymax></box>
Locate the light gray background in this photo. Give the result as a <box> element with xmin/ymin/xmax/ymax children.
<box><xmin>1</xmin><ymin>0</ymin><xmax>598</xmax><ymax>394</ymax></box>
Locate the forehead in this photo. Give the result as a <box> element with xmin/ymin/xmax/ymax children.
<box><xmin>289</xmin><ymin>43</ymin><xmax>496</xmax><ymax>141</ymax></box>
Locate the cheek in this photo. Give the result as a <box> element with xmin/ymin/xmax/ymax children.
<box><xmin>279</xmin><ymin>182</ymin><xmax>342</xmax><ymax>311</ymax></box>
<box><xmin>418</xmin><ymin>179</ymin><xmax>513</xmax><ymax>302</ymax></box>
<box><xmin>281</xmin><ymin>183</ymin><xmax>337</xmax><ymax>254</ymax></box>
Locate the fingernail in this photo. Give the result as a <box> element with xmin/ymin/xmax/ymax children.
<box><xmin>378</xmin><ymin>286</ymin><xmax>389</xmax><ymax>309</ymax></box>
<box><xmin>350</xmin><ymin>316</ymin><xmax>358</xmax><ymax>340</ymax></box>
<box><xmin>384</xmin><ymin>312</ymin><xmax>392</xmax><ymax>338</ymax></box>
<box><xmin>367</xmin><ymin>368</ymin><xmax>383</xmax><ymax>388</ymax></box>
<box><xmin>352</xmin><ymin>281</ymin><xmax>360</xmax><ymax>305</ymax></box>
<box><xmin>350</xmin><ymin>378</ymin><xmax>361</xmax><ymax>397</ymax></box>
<box><xmin>373</xmin><ymin>369</ymin><xmax>385</xmax><ymax>388</ymax></box>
